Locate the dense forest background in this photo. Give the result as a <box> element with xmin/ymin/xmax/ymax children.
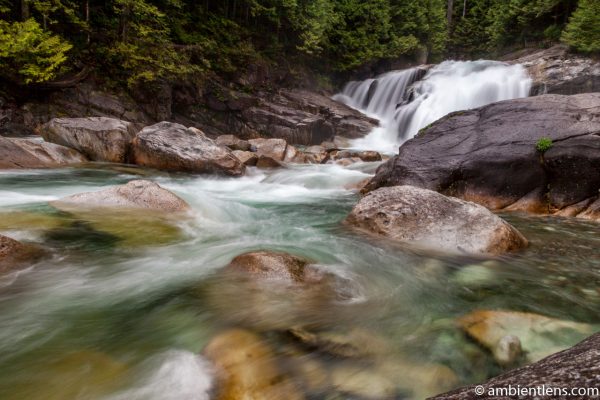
<box><xmin>0</xmin><ymin>0</ymin><xmax>598</xmax><ymax>90</ymax></box>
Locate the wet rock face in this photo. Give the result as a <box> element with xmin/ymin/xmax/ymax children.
<box><xmin>366</xmin><ymin>93</ymin><xmax>600</xmax><ymax>221</ymax></box>
<box><xmin>431</xmin><ymin>332</ymin><xmax>600</xmax><ymax>400</ymax></box>
<box><xmin>346</xmin><ymin>186</ymin><xmax>528</xmax><ymax>255</ymax></box>
<box><xmin>131</xmin><ymin>121</ymin><xmax>245</xmax><ymax>176</ymax></box>
<box><xmin>0</xmin><ymin>136</ymin><xmax>87</xmax><ymax>169</ymax></box>
<box><xmin>51</xmin><ymin>180</ymin><xmax>191</xmax><ymax>213</ymax></box>
<box><xmin>509</xmin><ymin>45</ymin><xmax>600</xmax><ymax>95</ymax></box>
<box><xmin>41</xmin><ymin>117</ymin><xmax>138</xmax><ymax>163</ymax></box>
<box><xmin>216</xmin><ymin>135</ymin><xmax>252</xmax><ymax>151</ymax></box>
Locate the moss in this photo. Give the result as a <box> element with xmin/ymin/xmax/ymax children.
<box><xmin>536</xmin><ymin>137</ymin><xmax>553</xmax><ymax>153</ymax></box>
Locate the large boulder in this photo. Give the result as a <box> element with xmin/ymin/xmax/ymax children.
<box><xmin>431</xmin><ymin>332</ymin><xmax>600</xmax><ymax>400</ymax></box>
<box><xmin>41</xmin><ymin>117</ymin><xmax>138</xmax><ymax>163</ymax></box>
<box><xmin>508</xmin><ymin>44</ymin><xmax>600</xmax><ymax>95</ymax></box>
<box><xmin>131</xmin><ymin>122</ymin><xmax>245</xmax><ymax>176</ymax></box>
<box><xmin>203</xmin><ymin>329</ymin><xmax>304</xmax><ymax>400</ymax></box>
<box><xmin>345</xmin><ymin>186</ymin><xmax>527</xmax><ymax>255</ymax></box>
<box><xmin>0</xmin><ymin>137</ymin><xmax>87</xmax><ymax>169</ymax></box>
<box><xmin>366</xmin><ymin>94</ymin><xmax>600</xmax><ymax>221</ymax></box>
<box><xmin>50</xmin><ymin>180</ymin><xmax>190</xmax><ymax>213</ymax></box>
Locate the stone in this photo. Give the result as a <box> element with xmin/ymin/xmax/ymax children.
<box><xmin>41</xmin><ymin>117</ymin><xmax>137</xmax><ymax>163</ymax></box>
<box><xmin>50</xmin><ymin>180</ymin><xmax>190</xmax><ymax>213</ymax></box>
<box><xmin>366</xmin><ymin>93</ymin><xmax>600</xmax><ymax>221</ymax></box>
<box><xmin>0</xmin><ymin>234</ymin><xmax>44</xmax><ymax>274</ymax></box>
<box><xmin>224</xmin><ymin>251</ymin><xmax>326</xmax><ymax>285</ymax></box>
<box><xmin>508</xmin><ymin>44</ymin><xmax>600</xmax><ymax>95</ymax></box>
<box><xmin>457</xmin><ymin>310</ymin><xmax>595</xmax><ymax>365</ymax></box>
<box><xmin>131</xmin><ymin>122</ymin><xmax>245</xmax><ymax>176</ymax></box>
<box><xmin>232</xmin><ymin>150</ymin><xmax>258</xmax><ymax>166</ymax></box>
<box><xmin>333</xmin><ymin>149</ymin><xmax>382</xmax><ymax>162</ymax></box>
<box><xmin>216</xmin><ymin>134</ymin><xmax>252</xmax><ymax>151</ymax></box>
<box><xmin>255</xmin><ymin>155</ymin><xmax>283</xmax><ymax>169</ymax></box>
<box><xmin>248</xmin><ymin>138</ymin><xmax>287</xmax><ymax>161</ymax></box>
<box><xmin>302</xmin><ymin>145</ymin><xmax>328</xmax><ymax>164</ymax></box>
<box><xmin>431</xmin><ymin>332</ymin><xmax>600</xmax><ymax>400</ymax></box>
<box><xmin>0</xmin><ymin>137</ymin><xmax>87</xmax><ymax>169</ymax></box>
<box><xmin>203</xmin><ymin>329</ymin><xmax>304</xmax><ymax>400</ymax></box>
<box><xmin>345</xmin><ymin>186</ymin><xmax>528</xmax><ymax>255</ymax></box>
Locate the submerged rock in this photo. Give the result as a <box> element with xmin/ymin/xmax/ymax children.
<box><xmin>0</xmin><ymin>137</ymin><xmax>87</xmax><ymax>169</ymax></box>
<box><xmin>51</xmin><ymin>180</ymin><xmax>190</xmax><ymax>213</ymax></box>
<box><xmin>41</xmin><ymin>117</ymin><xmax>138</xmax><ymax>163</ymax></box>
<box><xmin>0</xmin><ymin>234</ymin><xmax>43</xmax><ymax>274</ymax></box>
<box><xmin>345</xmin><ymin>186</ymin><xmax>527</xmax><ymax>255</ymax></box>
<box><xmin>458</xmin><ymin>310</ymin><xmax>595</xmax><ymax>365</ymax></box>
<box><xmin>431</xmin><ymin>332</ymin><xmax>600</xmax><ymax>400</ymax></box>
<box><xmin>225</xmin><ymin>251</ymin><xmax>326</xmax><ymax>285</ymax></box>
<box><xmin>365</xmin><ymin>93</ymin><xmax>600</xmax><ymax>221</ymax></box>
<box><xmin>131</xmin><ymin>122</ymin><xmax>245</xmax><ymax>176</ymax></box>
<box><xmin>203</xmin><ymin>329</ymin><xmax>304</xmax><ymax>400</ymax></box>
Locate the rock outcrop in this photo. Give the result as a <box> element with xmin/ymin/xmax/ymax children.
<box><xmin>508</xmin><ymin>44</ymin><xmax>600</xmax><ymax>95</ymax></box>
<box><xmin>0</xmin><ymin>136</ymin><xmax>87</xmax><ymax>169</ymax></box>
<box><xmin>41</xmin><ymin>117</ymin><xmax>138</xmax><ymax>163</ymax></box>
<box><xmin>431</xmin><ymin>332</ymin><xmax>600</xmax><ymax>400</ymax></box>
<box><xmin>366</xmin><ymin>93</ymin><xmax>600</xmax><ymax>221</ymax></box>
<box><xmin>51</xmin><ymin>180</ymin><xmax>190</xmax><ymax>213</ymax></box>
<box><xmin>131</xmin><ymin>122</ymin><xmax>245</xmax><ymax>176</ymax></box>
<box><xmin>193</xmin><ymin>88</ymin><xmax>378</xmax><ymax>145</ymax></box>
<box><xmin>346</xmin><ymin>186</ymin><xmax>528</xmax><ymax>255</ymax></box>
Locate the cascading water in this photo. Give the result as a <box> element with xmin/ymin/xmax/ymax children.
<box><xmin>334</xmin><ymin>60</ymin><xmax>532</xmax><ymax>153</ymax></box>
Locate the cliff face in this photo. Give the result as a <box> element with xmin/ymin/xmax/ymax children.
<box><xmin>0</xmin><ymin>64</ymin><xmax>377</xmax><ymax>145</ymax></box>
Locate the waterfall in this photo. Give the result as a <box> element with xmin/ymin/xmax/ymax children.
<box><xmin>334</xmin><ymin>60</ymin><xmax>532</xmax><ymax>153</ymax></box>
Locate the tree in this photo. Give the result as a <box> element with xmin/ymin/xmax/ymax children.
<box><xmin>562</xmin><ymin>0</ymin><xmax>600</xmax><ymax>53</ymax></box>
<box><xmin>108</xmin><ymin>0</ymin><xmax>196</xmax><ymax>86</ymax></box>
<box><xmin>0</xmin><ymin>18</ymin><xmax>72</xmax><ymax>83</ymax></box>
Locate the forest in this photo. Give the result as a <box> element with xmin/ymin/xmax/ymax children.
<box><xmin>0</xmin><ymin>0</ymin><xmax>599</xmax><ymax>88</ymax></box>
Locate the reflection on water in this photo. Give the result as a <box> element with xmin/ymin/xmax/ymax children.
<box><xmin>0</xmin><ymin>163</ymin><xmax>599</xmax><ymax>399</ymax></box>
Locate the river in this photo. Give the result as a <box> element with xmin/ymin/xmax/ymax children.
<box><xmin>1</xmin><ymin>62</ymin><xmax>599</xmax><ymax>399</ymax></box>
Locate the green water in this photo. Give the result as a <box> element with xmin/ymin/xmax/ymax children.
<box><xmin>0</xmin><ymin>163</ymin><xmax>599</xmax><ymax>399</ymax></box>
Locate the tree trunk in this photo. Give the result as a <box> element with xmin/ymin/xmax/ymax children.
<box><xmin>447</xmin><ymin>0</ymin><xmax>454</xmax><ymax>28</ymax></box>
<box><xmin>85</xmin><ymin>0</ymin><xmax>90</xmax><ymax>45</ymax></box>
<box><xmin>20</xmin><ymin>0</ymin><xmax>29</xmax><ymax>20</ymax></box>
<box><xmin>463</xmin><ymin>0</ymin><xmax>467</xmax><ymax>17</ymax></box>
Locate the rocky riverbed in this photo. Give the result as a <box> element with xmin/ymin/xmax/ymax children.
<box><xmin>1</xmin><ymin>47</ymin><xmax>600</xmax><ymax>400</ymax></box>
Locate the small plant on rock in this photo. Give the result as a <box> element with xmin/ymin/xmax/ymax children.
<box><xmin>536</xmin><ymin>137</ymin><xmax>553</xmax><ymax>153</ymax></box>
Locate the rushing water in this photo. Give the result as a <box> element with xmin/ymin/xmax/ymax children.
<box><xmin>334</xmin><ymin>60</ymin><xmax>532</xmax><ymax>153</ymax></box>
<box><xmin>1</xmin><ymin>161</ymin><xmax>600</xmax><ymax>399</ymax></box>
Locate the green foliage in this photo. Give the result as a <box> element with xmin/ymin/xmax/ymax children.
<box><xmin>536</xmin><ymin>137</ymin><xmax>553</xmax><ymax>153</ymax></box>
<box><xmin>562</xmin><ymin>0</ymin><xmax>600</xmax><ymax>53</ymax></box>
<box><xmin>448</xmin><ymin>0</ymin><xmax>580</xmax><ymax>56</ymax></box>
<box><xmin>0</xmin><ymin>19</ymin><xmax>72</xmax><ymax>83</ymax></box>
<box><xmin>0</xmin><ymin>0</ymin><xmax>590</xmax><ymax>88</ymax></box>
